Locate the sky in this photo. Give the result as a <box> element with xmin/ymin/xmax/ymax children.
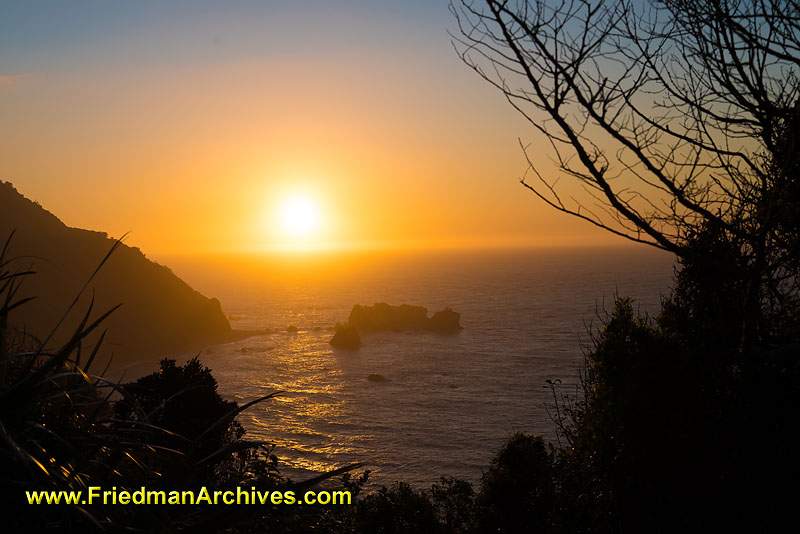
<box><xmin>0</xmin><ymin>0</ymin><xmax>619</xmax><ymax>255</ymax></box>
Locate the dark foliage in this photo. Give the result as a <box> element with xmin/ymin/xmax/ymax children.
<box><xmin>0</xmin><ymin>234</ymin><xmax>365</xmax><ymax>533</ymax></box>
<box><xmin>356</xmin><ymin>482</ymin><xmax>440</xmax><ymax>534</ymax></box>
<box><xmin>430</xmin><ymin>476</ymin><xmax>476</xmax><ymax>534</ymax></box>
<box><xmin>551</xmin><ymin>294</ymin><xmax>800</xmax><ymax>533</ymax></box>
<box><xmin>113</xmin><ymin>357</ymin><xmax>255</xmax><ymax>488</ymax></box>
<box><xmin>474</xmin><ymin>433</ymin><xmax>554</xmax><ymax>533</ymax></box>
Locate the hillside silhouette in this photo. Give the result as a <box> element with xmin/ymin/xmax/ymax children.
<box><xmin>0</xmin><ymin>181</ymin><xmax>244</xmax><ymax>374</ymax></box>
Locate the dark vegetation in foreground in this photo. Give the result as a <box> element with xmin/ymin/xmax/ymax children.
<box><xmin>0</xmin><ymin>234</ymin><xmax>368</xmax><ymax>533</ymax></box>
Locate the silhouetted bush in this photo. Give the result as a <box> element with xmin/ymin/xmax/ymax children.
<box><xmin>0</xmin><ymin>234</ymin><xmax>364</xmax><ymax>533</ymax></box>
<box><xmin>475</xmin><ymin>433</ymin><xmax>554</xmax><ymax>533</ymax></box>
<box><xmin>356</xmin><ymin>482</ymin><xmax>440</xmax><ymax>534</ymax></box>
<box><xmin>430</xmin><ymin>476</ymin><xmax>476</xmax><ymax>534</ymax></box>
<box><xmin>549</xmin><ymin>297</ymin><xmax>800</xmax><ymax>532</ymax></box>
<box><xmin>112</xmin><ymin>357</ymin><xmax>273</xmax><ymax>489</ymax></box>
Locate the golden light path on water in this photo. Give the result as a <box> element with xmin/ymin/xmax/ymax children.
<box><xmin>188</xmin><ymin>248</ymin><xmax>674</xmax><ymax>489</ymax></box>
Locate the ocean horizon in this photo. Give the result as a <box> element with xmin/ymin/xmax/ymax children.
<box><xmin>162</xmin><ymin>245</ymin><xmax>675</xmax><ymax>489</ymax></box>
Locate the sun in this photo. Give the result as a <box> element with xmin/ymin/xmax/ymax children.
<box><xmin>279</xmin><ymin>195</ymin><xmax>320</xmax><ymax>237</ymax></box>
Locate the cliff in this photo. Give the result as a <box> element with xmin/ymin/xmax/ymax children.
<box><xmin>0</xmin><ymin>181</ymin><xmax>238</xmax><ymax>373</ymax></box>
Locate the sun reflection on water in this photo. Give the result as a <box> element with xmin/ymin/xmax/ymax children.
<box><xmin>196</xmin><ymin>248</ymin><xmax>673</xmax><ymax>488</ymax></box>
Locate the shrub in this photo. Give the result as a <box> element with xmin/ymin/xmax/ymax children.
<box><xmin>475</xmin><ymin>433</ymin><xmax>554</xmax><ymax>533</ymax></box>
<box><xmin>356</xmin><ymin>482</ymin><xmax>440</xmax><ymax>534</ymax></box>
<box><xmin>0</xmin><ymin>233</ymin><xmax>363</xmax><ymax>532</ymax></box>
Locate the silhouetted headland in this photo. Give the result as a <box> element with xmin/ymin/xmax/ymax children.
<box><xmin>0</xmin><ymin>181</ymin><xmax>257</xmax><ymax>374</ymax></box>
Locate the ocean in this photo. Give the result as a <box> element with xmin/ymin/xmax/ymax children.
<box><xmin>165</xmin><ymin>246</ymin><xmax>674</xmax><ymax>489</ymax></box>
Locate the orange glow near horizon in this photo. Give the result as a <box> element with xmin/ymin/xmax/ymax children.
<box><xmin>0</xmin><ymin>2</ymin><xmax>627</xmax><ymax>257</ymax></box>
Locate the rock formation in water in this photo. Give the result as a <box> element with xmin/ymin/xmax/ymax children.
<box><xmin>328</xmin><ymin>303</ymin><xmax>461</xmax><ymax>347</ymax></box>
<box><xmin>347</xmin><ymin>303</ymin><xmax>462</xmax><ymax>333</ymax></box>
<box><xmin>0</xmin><ymin>181</ymin><xmax>242</xmax><ymax>373</ymax></box>
<box><xmin>329</xmin><ymin>324</ymin><xmax>361</xmax><ymax>349</ymax></box>
<box><xmin>427</xmin><ymin>308</ymin><xmax>462</xmax><ymax>333</ymax></box>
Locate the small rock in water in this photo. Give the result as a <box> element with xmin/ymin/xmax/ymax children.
<box><xmin>367</xmin><ymin>374</ymin><xmax>386</xmax><ymax>382</ymax></box>
<box><xmin>286</xmin><ymin>325</ymin><xmax>299</xmax><ymax>333</ymax></box>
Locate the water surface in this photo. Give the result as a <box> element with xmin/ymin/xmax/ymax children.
<box><xmin>166</xmin><ymin>246</ymin><xmax>673</xmax><ymax>488</ymax></box>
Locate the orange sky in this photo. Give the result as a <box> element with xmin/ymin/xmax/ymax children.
<box><xmin>0</xmin><ymin>1</ymin><xmax>618</xmax><ymax>255</ymax></box>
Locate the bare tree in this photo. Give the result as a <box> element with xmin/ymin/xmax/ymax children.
<box><xmin>451</xmin><ymin>0</ymin><xmax>800</xmax><ymax>348</ymax></box>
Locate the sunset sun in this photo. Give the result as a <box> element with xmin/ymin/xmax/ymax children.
<box><xmin>279</xmin><ymin>195</ymin><xmax>320</xmax><ymax>237</ymax></box>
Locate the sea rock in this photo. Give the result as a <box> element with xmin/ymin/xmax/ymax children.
<box><xmin>286</xmin><ymin>325</ymin><xmax>299</xmax><ymax>333</ymax></box>
<box><xmin>367</xmin><ymin>374</ymin><xmax>386</xmax><ymax>382</ymax></box>
<box><xmin>428</xmin><ymin>308</ymin><xmax>462</xmax><ymax>333</ymax></box>
<box><xmin>329</xmin><ymin>324</ymin><xmax>361</xmax><ymax>349</ymax></box>
<box><xmin>346</xmin><ymin>303</ymin><xmax>462</xmax><ymax>333</ymax></box>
